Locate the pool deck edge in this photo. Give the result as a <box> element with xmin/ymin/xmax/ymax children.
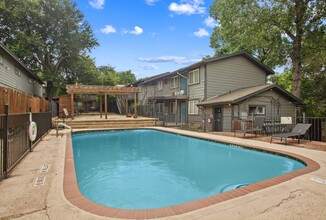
<box><xmin>63</xmin><ymin>127</ymin><xmax>321</xmax><ymax>219</ymax></box>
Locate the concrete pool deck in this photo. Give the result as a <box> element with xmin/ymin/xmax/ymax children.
<box><xmin>0</xmin><ymin>128</ymin><xmax>326</xmax><ymax>219</ymax></box>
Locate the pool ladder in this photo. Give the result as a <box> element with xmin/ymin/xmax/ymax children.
<box><xmin>56</xmin><ymin>123</ymin><xmax>73</xmax><ymax>137</ymax></box>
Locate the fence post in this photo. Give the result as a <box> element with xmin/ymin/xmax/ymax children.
<box><xmin>3</xmin><ymin>104</ymin><xmax>8</xmax><ymax>178</ymax></box>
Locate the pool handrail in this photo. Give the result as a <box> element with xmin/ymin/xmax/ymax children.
<box><xmin>56</xmin><ymin>123</ymin><xmax>73</xmax><ymax>137</ymax></box>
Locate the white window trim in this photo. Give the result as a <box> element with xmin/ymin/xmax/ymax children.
<box><xmin>248</xmin><ymin>105</ymin><xmax>266</xmax><ymax>116</ymax></box>
<box><xmin>170</xmin><ymin>76</ymin><xmax>179</xmax><ymax>89</ymax></box>
<box><xmin>158</xmin><ymin>80</ymin><xmax>163</xmax><ymax>91</ymax></box>
<box><xmin>0</xmin><ymin>54</ymin><xmax>3</xmax><ymax>65</ymax></box>
<box><xmin>189</xmin><ymin>69</ymin><xmax>200</xmax><ymax>85</ymax></box>
<box><xmin>188</xmin><ymin>100</ymin><xmax>199</xmax><ymax>115</ymax></box>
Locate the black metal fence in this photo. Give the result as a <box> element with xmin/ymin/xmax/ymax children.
<box><xmin>297</xmin><ymin>117</ymin><xmax>326</xmax><ymax>142</ymax></box>
<box><xmin>141</xmin><ymin>110</ymin><xmax>326</xmax><ymax>142</ymax></box>
<box><xmin>0</xmin><ymin>106</ymin><xmax>52</xmax><ymax>181</ymax></box>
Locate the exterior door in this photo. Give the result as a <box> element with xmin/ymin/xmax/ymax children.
<box><xmin>214</xmin><ymin>106</ymin><xmax>223</xmax><ymax>131</ymax></box>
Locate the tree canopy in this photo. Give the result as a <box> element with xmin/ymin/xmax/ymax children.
<box><xmin>210</xmin><ymin>0</ymin><xmax>325</xmax><ymax>99</ymax></box>
<box><xmin>0</xmin><ymin>0</ymin><xmax>99</xmax><ymax>99</ymax></box>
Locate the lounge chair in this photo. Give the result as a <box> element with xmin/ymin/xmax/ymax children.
<box><xmin>234</xmin><ymin>116</ymin><xmax>265</xmax><ymax>138</ymax></box>
<box><xmin>270</xmin><ymin>123</ymin><xmax>311</xmax><ymax>145</ymax></box>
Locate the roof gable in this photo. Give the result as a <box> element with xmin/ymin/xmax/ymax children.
<box><xmin>198</xmin><ymin>84</ymin><xmax>302</xmax><ymax>106</ymax></box>
<box><xmin>183</xmin><ymin>51</ymin><xmax>274</xmax><ymax>75</ymax></box>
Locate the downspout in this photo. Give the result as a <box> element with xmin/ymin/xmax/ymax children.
<box><xmin>176</xmin><ymin>72</ymin><xmax>188</xmax><ymax>124</ymax></box>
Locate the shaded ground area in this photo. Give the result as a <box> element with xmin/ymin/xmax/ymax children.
<box><xmin>209</xmin><ymin>132</ymin><xmax>326</xmax><ymax>151</ymax></box>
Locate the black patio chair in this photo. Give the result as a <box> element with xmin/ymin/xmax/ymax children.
<box><xmin>234</xmin><ymin>116</ymin><xmax>265</xmax><ymax>138</ymax></box>
<box><xmin>270</xmin><ymin>123</ymin><xmax>311</xmax><ymax>145</ymax></box>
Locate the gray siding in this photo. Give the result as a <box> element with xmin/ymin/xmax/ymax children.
<box><xmin>223</xmin><ymin>105</ymin><xmax>232</xmax><ymax>132</ymax></box>
<box><xmin>234</xmin><ymin>90</ymin><xmax>296</xmax><ymax>120</ymax></box>
<box><xmin>0</xmin><ymin>50</ymin><xmax>43</xmax><ymax>97</ymax></box>
<box><xmin>138</xmin><ymin>84</ymin><xmax>155</xmax><ymax>104</ymax></box>
<box><xmin>206</xmin><ymin>56</ymin><xmax>267</xmax><ymax>98</ymax></box>
<box><xmin>187</xmin><ymin>66</ymin><xmax>205</xmax><ymax>125</ymax></box>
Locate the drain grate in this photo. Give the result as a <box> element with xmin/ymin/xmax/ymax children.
<box><xmin>40</xmin><ymin>164</ymin><xmax>50</xmax><ymax>173</ymax></box>
<box><xmin>35</xmin><ymin>176</ymin><xmax>46</xmax><ymax>186</ymax></box>
<box><xmin>311</xmin><ymin>177</ymin><xmax>326</xmax><ymax>184</ymax></box>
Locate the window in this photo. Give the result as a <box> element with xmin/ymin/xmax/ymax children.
<box><xmin>188</xmin><ymin>100</ymin><xmax>199</xmax><ymax>115</ymax></box>
<box><xmin>249</xmin><ymin>105</ymin><xmax>266</xmax><ymax>115</ymax></box>
<box><xmin>14</xmin><ymin>66</ymin><xmax>21</xmax><ymax>76</ymax></box>
<box><xmin>170</xmin><ymin>76</ymin><xmax>179</xmax><ymax>89</ymax></box>
<box><xmin>0</xmin><ymin>54</ymin><xmax>3</xmax><ymax>65</ymax></box>
<box><xmin>156</xmin><ymin>103</ymin><xmax>163</xmax><ymax>113</ymax></box>
<box><xmin>189</xmin><ymin>69</ymin><xmax>200</xmax><ymax>85</ymax></box>
<box><xmin>169</xmin><ymin>102</ymin><xmax>175</xmax><ymax>114</ymax></box>
<box><xmin>158</xmin><ymin>80</ymin><xmax>163</xmax><ymax>91</ymax></box>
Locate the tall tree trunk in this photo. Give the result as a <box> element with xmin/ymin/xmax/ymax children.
<box><xmin>292</xmin><ymin>0</ymin><xmax>304</xmax><ymax>98</ymax></box>
<box><xmin>46</xmin><ymin>81</ymin><xmax>54</xmax><ymax>101</ymax></box>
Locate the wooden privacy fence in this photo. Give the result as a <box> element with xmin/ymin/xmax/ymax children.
<box><xmin>0</xmin><ymin>87</ymin><xmax>49</xmax><ymax>114</ymax></box>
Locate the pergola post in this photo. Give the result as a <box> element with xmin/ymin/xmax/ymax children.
<box><xmin>125</xmin><ymin>95</ymin><xmax>129</xmax><ymax>117</ymax></box>
<box><xmin>100</xmin><ymin>94</ymin><xmax>102</xmax><ymax>118</ymax></box>
<box><xmin>70</xmin><ymin>93</ymin><xmax>74</xmax><ymax>119</ymax></box>
<box><xmin>134</xmin><ymin>92</ymin><xmax>137</xmax><ymax>115</ymax></box>
<box><xmin>105</xmin><ymin>93</ymin><xmax>107</xmax><ymax>119</ymax></box>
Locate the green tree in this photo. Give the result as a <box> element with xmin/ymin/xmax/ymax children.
<box><xmin>210</xmin><ymin>0</ymin><xmax>325</xmax><ymax>98</ymax></box>
<box><xmin>271</xmin><ymin>70</ymin><xmax>293</xmax><ymax>92</ymax></box>
<box><xmin>97</xmin><ymin>65</ymin><xmax>119</xmax><ymax>86</ymax></box>
<box><xmin>117</xmin><ymin>70</ymin><xmax>137</xmax><ymax>85</ymax></box>
<box><xmin>64</xmin><ymin>55</ymin><xmax>100</xmax><ymax>85</ymax></box>
<box><xmin>0</xmin><ymin>0</ymin><xmax>98</xmax><ymax>99</ymax></box>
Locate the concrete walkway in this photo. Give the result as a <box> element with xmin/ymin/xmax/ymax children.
<box><xmin>0</xmin><ymin>128</ymin><xmax>326</xmax><ymax>219</ymax></box>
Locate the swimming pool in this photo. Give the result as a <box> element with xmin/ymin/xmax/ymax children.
<box><xmin>72</xmin><ymin>129</ymin><xmax>305</xmax><ymax>210</ymax></box>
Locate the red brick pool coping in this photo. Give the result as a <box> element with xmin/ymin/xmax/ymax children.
<box><xmin>63</xmin><ymin>129</ymin><xmax>320</xmax><ymax>219</ymax></box>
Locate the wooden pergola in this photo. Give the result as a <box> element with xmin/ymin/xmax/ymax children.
<box><xmin>66</xmin><ymin>85</ymin><xmax>139</xmax><ymax>119</ymax></box>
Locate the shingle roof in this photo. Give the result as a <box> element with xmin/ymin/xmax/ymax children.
<box><xmin>197</xmin><ymin>84</ymin><xmax>302</xmax><ymax>106</ymax></box>
<box><xmin>136</xmin><ymin>51</ymin><xmax>275</xmax><ymax>86</ymax></box>
<box><xmin>172</xmin><ymin>51</ymin><xmax>275</xmax><ymax>75</ymax></box>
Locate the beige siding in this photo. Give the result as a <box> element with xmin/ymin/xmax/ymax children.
<box><xmin>0</xmin><ymin>51</ymin><xmax>43</xmax><ymax>97</ymax></box>
<box><xmin>206</xmin><ymin>56</ymin><xmax>267</xmax><ymax>98</ymax></box>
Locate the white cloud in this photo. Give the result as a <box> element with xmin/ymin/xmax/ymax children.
<box><xmin>130</xmin><ymin>26</ymin><xmax>144</xmax><ymax>35</ymax></box>
<box><xmin>138</xmin><ymin>56</ymin><xmax>186</xmax><ymax>63</ymax></box>
<box><xmin>193</xmin><ymin>28</ymin><xmax>209</xmax><ymax>37</ymax></box>
<box><xmin>145</xmin><ymin>0</ymin><xmax>159</xmax><ymax>6</ymax></box>
<box><xmin>137</xmin><ymin>56</ymin><xmax>200</xmax><ymax>65</ymax></box>
<box><xmin>89</xmin><ymin>0</ymin><xmax>105</xmax><ymax>9</ymax></box>
<box><xmin>100</xmin><ymin>25</ymin><xmax>116</xmax><ymax>34</ymax></box>
<box><xmin>169</xmin><ymin>0</ymin><xmax>205</xmax><ymax>15</ymax></box>
<box><xmin>204</xmin><ymin>16</ymin><xmax>218</xmax><ymax>28</ymax></box>
<box><xmin>142</xmin><ymin>64</ymin><xmax>159</xmax><ymax>70</ymax></box>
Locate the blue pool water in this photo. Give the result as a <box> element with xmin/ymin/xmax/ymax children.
<box><xmin>72</xmin><ymin>129</ymin><xmax>305</xmax><ymax>210</ymax></box>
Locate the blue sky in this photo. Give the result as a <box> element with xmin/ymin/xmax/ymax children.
<box><xmin>73</xmin><ymin>0</ymin><xmax>217</xmax><ymax>79</ymax></box>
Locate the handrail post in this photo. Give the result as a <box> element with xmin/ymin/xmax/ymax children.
<box><xmin>3</xmin><ymin>104</ymin><xmax>9</xmax><ymax>178</ymax></box>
